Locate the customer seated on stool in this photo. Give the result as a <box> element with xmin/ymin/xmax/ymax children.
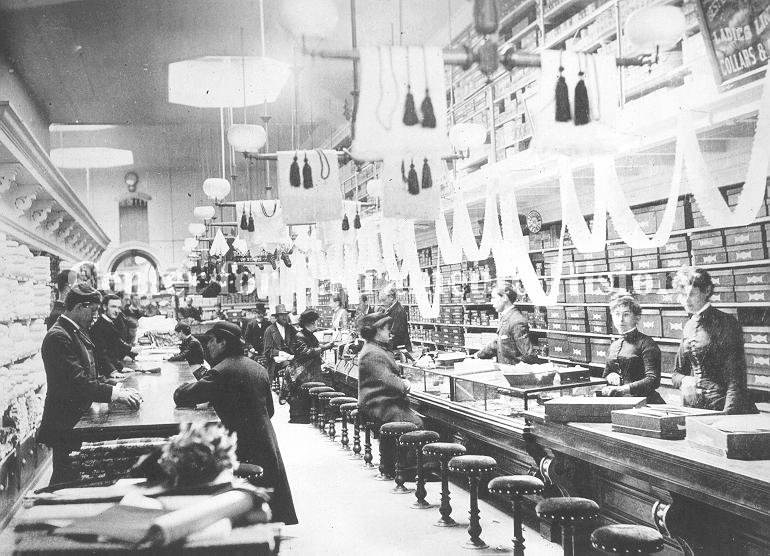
<box><xmin>601</xmin><ymin>293</ymin><xmax>665</xmax><ymax>403</ymax></box>
<box><xmin>357</xmin><ymin>312</ymin><xmax>423</xmax><ymax>428</ymax></box>
<box><xmin>168</xmin><ymin>322</ymin><xmax>205</xmax><ymax>367</ymax></box>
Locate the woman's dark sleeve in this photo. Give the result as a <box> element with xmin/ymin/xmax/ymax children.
<box><xmin>625</xmin><ymin>337</ymin><xmax>661</xmax><ymax>396</ymax></box>
<box><xmin>293</xmin><ymin>335</ymin><xmax>322</xmax><ymax>363</ymax></box>
<box><xmin>670</xmin><ymin>338</ymin><xmax>691</xmax><ymax>389</ymax></box>
<box><xmin>720</xmin><ymin>316</ymin><xmax>750</xmax><ymax>415</ymax></box>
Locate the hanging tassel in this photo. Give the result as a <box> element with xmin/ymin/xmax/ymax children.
<box><xmin>421</xmin><ymin>158</ymin><xmax>432</xmax><ymax>189</ymax></box>
<box><xmin>302</xmin><ymin>152</ymin><xmax>313</xmax><ymax>188</ymax></box>
<box><xmin>289</xmin><ymin>153</ymin><xmax>301</xmax><ymax>187</ymax></box>
<box><xmin>342</xmin><ymin>214</ymin><xmax>350</xmax><ymax>231</ymax></box>
<box><xmin>281</xmin><ymin>251</ymin><xmax>292</xmax><ymax>267</ymax></box>
<box><xmin>407</xmin><ymin>159</ymin><xmax>420</xmax><ymax>195</ymax></box>
<box><xmin>240</xmin><ymin>207</ymin><xmax>248</xmax><ymax>230</ymax></box>
<box><xmin>420</xmin><ymin>47</ymin><xmax>436</xmax><ymax>128</ymax></box>
<box><xmin>401</xmin><ymin>160</ymin><xmax>408</xmax><ymax>183</ymax></box>
<box><xmin>247</xmin><ymin>205</ymin><xmax>255</xmax><ymax>232</ymax></box>
<box><xmin>555</xmin><ymin>66</ymin><xmax>571</xmax><ymax>122</ymax></box>
<box><xmin>403</xmin><ymin>85</ymin><xmax>419</xmax><ymax>126</ymax></box>
<box><xmin>573</xmin><ymin>70</ymin><xmax>590</xmax><ymax>126</ymax></box>
<box><xmin>354</xmin><ymin>213</ymin><xmax>361</xmax><ymax>229</ymax></box>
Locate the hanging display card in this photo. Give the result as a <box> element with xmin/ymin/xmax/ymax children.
<box><xmin>276</xmin><ymin>150</ymin><xmax>343</xmax><ymax>225</ymax></box>
<box><xmin>694</xmin><ymin>0</ymin><xmax>770</xmax><ymax>88</ymax></box>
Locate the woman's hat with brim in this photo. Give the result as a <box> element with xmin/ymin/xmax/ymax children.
<box><xmin>299</xmin><ymin>308</ymin><xmax>320</xmax><ymax>328</ymax></box>
<box><xmin>357</xmin><ymin>311</ymin><xmax>392</xmax><ymax>334</ymax></box>
<box><xmin>204</xmin><ymin>321</ymin><xmax>246</xmax><ymax>346</ymax></box>
<box><xmin>272</xmin><ymin>304</ymin><xmax>290</xmax><ymax>316</ymax></box>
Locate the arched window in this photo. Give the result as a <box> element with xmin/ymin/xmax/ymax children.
<box><xmin>119</xmin><ymin>193</ymin><xmax>151</xmax><ymax>244</ymax></box>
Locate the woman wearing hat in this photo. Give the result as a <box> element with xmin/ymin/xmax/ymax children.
<box><xmin>174</xmin><ymin>321</ymin><xmax>298</xmax><ymax>525</ymax></box>
<box><xmin>286</xmin><ymin>309</ymin><xmax>336</xmax><ymax>423</ymax></box>
<box><xmin>357</xmin><ymin>312</ymin><xmax>423</xmax><ymax>428</ymax></box>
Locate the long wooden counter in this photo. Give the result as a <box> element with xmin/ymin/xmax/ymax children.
<box><xmin>73</xmin><ymin>359</ymin><xmax>219</xmax><ymax>442</ymax></box>
<box><xmin>329</xmin><ymin>363</ymin><xmax>770</xmax><ymax>556</ymax></box>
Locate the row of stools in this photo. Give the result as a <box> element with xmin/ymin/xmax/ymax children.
<box><xmin>302</xmin><ymin>383</ymin><xmax>664</xmax><ymax>555</ymax></box>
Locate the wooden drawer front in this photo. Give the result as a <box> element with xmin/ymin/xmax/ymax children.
<box><xmin>661</xmin><ymin>239</ymin><xmax>688</xmax><ymax>254</ymax></box>
<box><xmin>727</xmin><ymin>244</ymin><xmax>766</xmax><ymax>263</ymax></box>
<box><xmin>708</xmin><ymin>270</ymin><xmax>734</xmax><ymax>287</ymax></box>
<box><xmin>747</xmin><ymin>372</ymin><xmax>770</xmax><ymax>389</ymax></box>
<box><xmin>588</xmin><ymin>307</ymin><xmax>610</xmax><ymax>323</ymax></box>
<box><xmin>746</xmin><ymin>347</ymin><xmax>770</xmax><ymax>374</ymax></box>
<box><xmin>692</xmin><ymin>249</ymin><xmax>727</xmax><ymax>266</ymax></box>
<box><xmin>589</xmin><ymin>320</ymin><xmax>612</xmax><ymax>334</ymax></box>
<box><xmin>733</xmin><ymin>268</ymin><xmax>770</xmax><ymax>286</ymax></box>
<box><xmin>565</xmin><ymin>307</ymin><xmax>586</xmax><ymax>321</ymax></box>
<box><xmin>734</xmin><ymin>287</ymin><xmax>770</xmax><ymax>303</ymax></box>
<box><xmin>574</xmin><ymin>259</ymin><xmax>609</xmax><ymax>273</ymax></box>
<box><xmin>609</xmin><ymin>258</ymin><xmax>633</xmax><ymax>272</ymax></box>
<box><xmin>660</xmin><ymin>254</ymin><xmax>689</xmax><ymax>268</ymax></box>
<box><xmin>662</xmin><ymin>311</ymin><xmax>688</xmax><ymax>339</ymax></box>
<box><xmin>567</xmin><ymin>319</ymin><xmax>588</xmax><ymax>333</ymax></box>
<box><xmin>632</xmin><ymin>254</ymin><xmax>659</xmax><ymax>270</ymax></box>
<box><xmin>632</xmin><ymin>274</ymin><xmax>667</xmax><ymax>292</ymax></box>
<box><xmin>573</xmin><ymin>249</ymin><xmax>607</xmax><ymax>262</ymax></box>
<box><xmin>590</xmin><ymin>338</ymin><xmax>611</xmax><ymax>365</ymax></box>
<box><xmin>725</xmin><ymin>225</ymin><xmax>763</xmax><ymax>246</ymax></box>
<box><xmin>564</xmin><ymin>279</ymin><xmax>585</xmax><ymax>303</ymax></box>
<box><xmin>744</xmin><ymin>327</ymin><xmax>770</xmax><ymax>345</ymax></box>
<box><xmin>708</xmin><ymin>290</ymin><xmax>736</xmax><ymax>303</ymax></box>
<box><xmin>569</xmin><ymin>338</ymin><xmax>591</xmax><ymax>362</ymax></box>
<box><xmin>639</xmin><ymin>310</ymin><xmax>663</xmax><ymax>337</ymax></box>
<box><xmin>690</xmin><ymin>231</ymin><xmax>724</xmax><ymax>250</ymax></box>
<box><xmin>548</xmin><ymin>306</ymin><xmax>566</xmax><ymax>320</ymax></box>
<box><xmin>548</xmin><ymin>334</ymin><xmax>570</xmax><ymax>357</ymax></box>
<box><xmin>660</xmin><ymin>344</ymin><xmax>679</xmax><ymax>374</ymax></box>
<box><xmin>549</xmin><ymin>318</ymin><xmax>566</xmax><ymax>332</ymax></box>
<box><xmin>607</xmin><ymin>245</ymin><xmax>632</xmax><ymax>259</ymax></box>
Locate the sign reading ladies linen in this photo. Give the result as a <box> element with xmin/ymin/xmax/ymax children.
<box><xmin>695</xmin><ymin>0</ymin><xmax>770</xmax><ymax>87</ymax></box>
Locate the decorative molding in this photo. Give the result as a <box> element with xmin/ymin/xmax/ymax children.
<box><xmin>0</xmin><ymin>163</ymin><xmax>21</xmax><ymax>194</ymax></box>
<box><xmin>10</xmin><ymin>183</ymin><xmax>37</xmax><ymax>214</ymax></box>
<box><xmin>0</xmin><ymin>102</ymin><xmax>110</xmax><ymax>249</ymax></box>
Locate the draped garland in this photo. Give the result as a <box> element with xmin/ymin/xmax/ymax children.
<box><xmin>557</xmin><ymin>157</ymin><xmax>607</xmax><ymax>253</ymax></box>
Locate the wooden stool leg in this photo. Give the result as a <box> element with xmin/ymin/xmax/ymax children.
<box><xmin>411</xmin><ymin>446</ymin><xmax>430</xmax><ymax>508</ymax></box>
<box><xmin>375</xmin><ymin>434</ymin><xmax>393</xmax><ymax>480</ymax></box>
<box><xmin>465</xmin><ymin>475</ymin><xmax>488</xmax><ymax>549</ymax></box>
<box><xmin>351</xmin><ymin>415</ymin><xmax>361</xmax><ymax>457</ymax></box>
<box><xmin>363</xmin><ymin>425</ymin><xmax>375</xmax><ymax>468</ymax></box>
<box><xmin>512</xmin><ymin>496</ymin><xmax>525</xmax><ymax>556</ymax></box>
<box><xmin>392</xmin><ymin>442</ymin><xmax>411</xmax><ymax>494</ymax></box>
<box><xmin>435</xmin><ymin>458</ymin><xmax>457</xmax><ymax>527</ymax></box>
<box><xmin>561</xmin><ymin>524</ymin><xmax>573</xmax><ymax>556</ymax></box>
<box><xmin>328</xmin><ymin>410</ymin><xmax>336</xmax><ymax>441</ymax></box>
<box><xmin>309</xmin><ymin>397</ymin><xmax>317</xmax><ymax>425</ymax></box>
<box><xmin>340</xmin><ymin>411</ymin><xmax>349</xmax><ymax>449</ymax></box>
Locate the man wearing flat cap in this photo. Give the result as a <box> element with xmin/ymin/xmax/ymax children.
<box><xmin>262</xmin><ymin>304</ymin><xmax>297</xmax><ymax>386</ymax></box>
<box><xmin>39</xmin><ymin>284</ymin><xmax>143</xmax><ymax>486</ymax></box>
<box><xmin>244</xmin><ymin>303</ymin><xmax>270</xmax><ymax>356</ymax></box>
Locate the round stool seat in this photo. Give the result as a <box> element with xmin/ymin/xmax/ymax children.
<box><xmin>536</xmin><ymin>497</ymin><xmax>600</xmax><ymax>523</ymax></box>
<box><xmin>317</xmin><ymin>391</ymin><xmax>345</xmax><ymax>401</ymax></box>
<box><xmin>234</xmin><ymin>463</ymin><xmax>264</xmax><ymax>479</ymax></box>
<box><xmin>340</xmin><ymin>402</ymin><xmax>359</xmax><ymax>413</ymax></box>
<box><xmin>380</xmin><ymin>422</ymin><xmax>419</xmax><ymax>438</ymax></box>
<box><xmin>448</xmin><ymin>455</ymin><xmax>497</xmax><ymax>476</ymax></box>
<box><xmin>423</xmin><ymin>442</ymin><xmax>466</xmax><ymax>458</ymax></box>
<box><xmin>399</xmin><ymin>430</ymin><xmax>440</xmax><ymax>447</ymax></box>
<box><xmin>591</xmin><ymin>525</ymin><xmax>664</xmax><ymax>554</ymax></box>
<box><xmin>301</xmin><ymin>382</ymin><xmax>326</xmax><ymax>391</ymax></box>
<box><xmin>488</xmin><ymin>475</ymin><xmax>545</xmax><ymax>497</ymax></box>
<box><xmin>329</xmin><ymin>396</ymin><xmax>358</xmax><ymax>407</ymax></box>
<box><xmin>308</xmin><ymin>386</ymin><xmax>334</xmax><ymax>396</ymax></box>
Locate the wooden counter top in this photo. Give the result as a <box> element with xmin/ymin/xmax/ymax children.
<box><xmin>73</xmin><ymin>360</ymin><xmax>219</xmax><ymax>441</ymax></box>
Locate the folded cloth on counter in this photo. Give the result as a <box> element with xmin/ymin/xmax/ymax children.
<box><xmin>276</xmin><ymin>150</ymin><xmax>343</xmax><ymax>225</ymax></box>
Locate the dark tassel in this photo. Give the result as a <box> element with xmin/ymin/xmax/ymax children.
<box><xmin>403</xmin><ymin>85</ymin><xmax>419</xmax><ymax>126</ymax></box>
<box><xmin>407</xmin><ymin>159</ymin><xmax>419</xmax><ymax>195</ymax></box>
<box><xmin>240</xmin><ymin>207</ymin><xmax>248</xmax><ymax>230</ymax></box>
<box><xmin>574</xmin><ymin>72</ymin><xmax>590</xmax><ymax>126</ymax></box>
<box><xmin>420</xmin><ymin>90</ymin><xmax>436</xmax><ymax>128</ymax></box>
<box><xmin>302</xmin><ymin>153</ymin><xmax>313</xmax><ymax>188</ymax></box>
<box><xmin>342</xmin><ymin>214</ymin><xmax>350</xmax><ymax>231</ymax></box>
<box><xmin>354</xmin><ymin>213</ymin><xmax>361</xmax><ymax>229</ymax></box>
<box><xmin>421</xmin><ymin>158</ymin><xmax>432</xmax><ymax>189</ymax></box>
<box><xmin>289</xmin><ymin>153</ymin><xmax>301</xmax><ymax>187</ymax></box>
<box><xmin>555</xmin><ymin>66</ymin><xmax>571</xmax><ymax>122</ymax></box>
<box><xmin>247</xmin><ymin>206</ymin><xmax>255</xmax><ymax>232</ymax></box>
<box><xmin>401</xmin><ymin>160</ymin><xmax>408</xmax><ymax>183</ymax></box>
<box><xmin>281</xmin><ymin>252</ymin><xmax>292</xmax><ymax>267</ymax></box>
<box><xmin>267</xmin><ymin>251</ymin><xmax>277</xmax><ymax>270</ymax></box>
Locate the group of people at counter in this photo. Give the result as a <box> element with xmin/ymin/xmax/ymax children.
<box><xmin>35</xmin><ymin>265</ymin><xmax>758</xmax><ymax>531</ymax></box>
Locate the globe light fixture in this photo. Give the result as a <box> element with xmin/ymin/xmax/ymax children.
<box><xmin>183</xmin><ymin>238</ymin><xmax>198</xmax><ymax>251</ymax></box>
<box><xmin>227</xmin><ymin>124</ymin><xmax>267</xmax><ymax>152</ymax></box>
<box><xmin>625</xmin><ymin>6</ymin><xmax>687</xmax><ymax>52</ymax></box>
<box><xmin>366</xmin><ymin>178</ymin><xmax>384</xmax><ymax>198</ymax></box>
<box><xmin>193</xmin><ymin>205</ymin><xmax>216</xmax><ymax>220</ymax></box>
<box><xmin>188</xmin><ymin>223</ymin><xmax>206</xmax><ymax>237</ymax></box>
<box><xmin>203</xmin><ymin>178</ymin><xmax>231</xmax><ymax>201</ymax></box>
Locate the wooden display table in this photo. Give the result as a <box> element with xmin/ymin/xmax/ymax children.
<box><xmin>73</xmin><ymin>360</ymin><xmax>219</xmax><ymax>442</ymax></box>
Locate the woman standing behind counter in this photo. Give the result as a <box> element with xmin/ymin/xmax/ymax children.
<box><xmin>672</xmin><ymin>267</ymin><xmax>757</xmax><ymax>414</ymax></box>
<box><xmin>602</xmin><ymin>294</ymin><xmax>665</xmax><ymax>403</ymax></box>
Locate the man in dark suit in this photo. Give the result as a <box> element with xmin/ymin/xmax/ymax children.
<box><xmin>168</xmin><ymin>322</ymin><xmax>205</xmax><ymax>366</ymax></box>
<box><xmin>90</xmin><ymin>294</ymin><xmax>138</xmax><ymax>378</ymax></box>
<box><xmin>40</xmin><ymin>284</ymin><xmax>143</xmax><ymax>486</ymax></box>
<box><xmin>475</xmin><ymin>285</ymin><xmax>539</xmax><ymax>365</ymax></box>
<box><xmin>262</xmin><ymin>304</ymin><xmax>296</xmax><ymax>383</ymax></box>
<box><xmin>379</xmin><ymin>284</ymin><xmax>412</xmax><ymax>352</ymax></box>
<box><xmin>244</xmin><ymin>304</ymin><xmax>270</xmax><ymax>355</ymax></box>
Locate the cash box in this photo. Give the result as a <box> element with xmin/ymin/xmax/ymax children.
<box><xmin>688</xmin><ymin>414</ymin><xmax>770</xmax><ymax>460</ymax></box>
<box><xmin>544</xmin><ymin>396</ymin><xmax>647</xmax><ymax>423</ymax></box>
<box><xmin>611</xmin><ymin>406</ymin><xmax>721</xmax><ymax>439</ymax></box>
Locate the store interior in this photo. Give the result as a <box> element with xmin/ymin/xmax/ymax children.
<box><xmin>0</xmin><ymin>0</ymin><xmax>769</xmax><ymax>554</ymax></box>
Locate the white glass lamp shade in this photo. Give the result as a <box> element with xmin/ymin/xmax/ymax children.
<box><xmin>169</xmin><ymin>56</ymin><xmax>291</xmax><ymax>108</ymax></box>
<box><xmin>188</xmin><ymin>223</ymin><xmax>206</xmax><ymax>237</ymax></box>
<box><xmin>625</xmin><ymin>6</ymin><xmax>687</xmax><ymax>51</ymax></box>
<box><xmin>227</xmin><ymin>124</ymin><xmax>267</xmax><ymax>152</ymax></box>
<box><xmin>280</xmin><ymin>0</ymin><xmax>339</xmax><ymax>38</ymax></box>
<box><xmin>449</xmin><ymin>123</ymin><xmax>487</xmax><ymax>149</ymax></box>
<box><xmin>367</xmin><ymin>178</ymin><xmax>384</xmax><ymax>198</ymax></box>
<box><xmin>193</xmin><ymin>205</ymin><xmax>216</xmax><ymax>220</ymax></box>
<box><xmin>50</xmin><ymin>147</ymin><xmax>134</xmax><ymax>168</ymax></box>
<box><xmin>202</xmin><ymin>178</ymin><xmax>231</xmax><ymax>201</ymax></box>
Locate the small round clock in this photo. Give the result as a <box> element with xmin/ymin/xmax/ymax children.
<box><xmin>124</xmin><ymin>171</ymin><xmax>139</xmax><ymax>192</ymax></box>
<box><xmin>526</xmin><ymin>210</ymin><xmax>542</xmax><ymax>233</ymax></box>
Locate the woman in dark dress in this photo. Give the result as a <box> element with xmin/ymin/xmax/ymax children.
<box><xmin>173</xmin><ymin>321</ymin><xmax>298</xmax><ymax>525</ymax></box>
<box><xmin>287</xmin><ymin>309</ymin><xmax>335</xmax><ymax>423</ymax></box>
<box><xmin>671</xmin><ymin>267</ymin><xmax>757</xmax><ymax>414</ymax></box>
<box><xmin>602</xmin><ymin>294</ymin><xmax>665</xmax><ymax>403</ymax></box>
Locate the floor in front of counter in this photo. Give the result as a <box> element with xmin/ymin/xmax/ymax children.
<box><xmin>276</xmin><ymin>398</ymin><xmax>562</xmax><ymax>556</ymax></box>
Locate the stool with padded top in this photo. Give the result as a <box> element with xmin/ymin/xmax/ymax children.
<box><xmin>423</xmin><ymin>442</ymin><xmax>466</xmax><ymax>527</ymax></box>
<box><xmin>316</xmin><ymin>391</ymin><xmax>344</xmax><ymax>434</ymax></box>
<box><xmin>448</xmin><ymin>455</ymin><xmax>497</xmax><ymax>549</ymax></box>
<box><xmin>536</xmin><ymin>497</ymin><xmax>600</xmax><ymax>556</ymax></box>
<box><xmin>488</xmin><ymin>475</ymin><xmax>545</xmax><ymax>556</ymax></box>
<box><xmin>299</xmin><ymin>381</ymin><xmax>326</xmax><ymax>425</ymax></box>
<box><xmin>399</xmin><ymin>430</ymin><xmax>440</xmax><ymax>508</ymax></box>
<box><xmin>362</xmin><ymin>417</ymin><xmax>376</xmax><ymax>468</ymax></box>
<box><xmin>328</xmin><ymin>396</ymin><xmax>357</xmax><ymax>443</ymax></box>
<box><xmin>378</xmin><ymin>422</ymin><xmax>419</xmax><ymax>484</ymax></box>
<box><xmin>591</xmin><ymin>524</ymin><xmax>664</xmax><ymax>555</ymax></box>
<box><xmin>339</xmin><ymin>402</ymin><xmax>359</xmax><ymax>453</ymax></box>
<box><xmin>308</xmin><ymin>386</ymin><xmax>334</xmax><ymax>428</ymax></box>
